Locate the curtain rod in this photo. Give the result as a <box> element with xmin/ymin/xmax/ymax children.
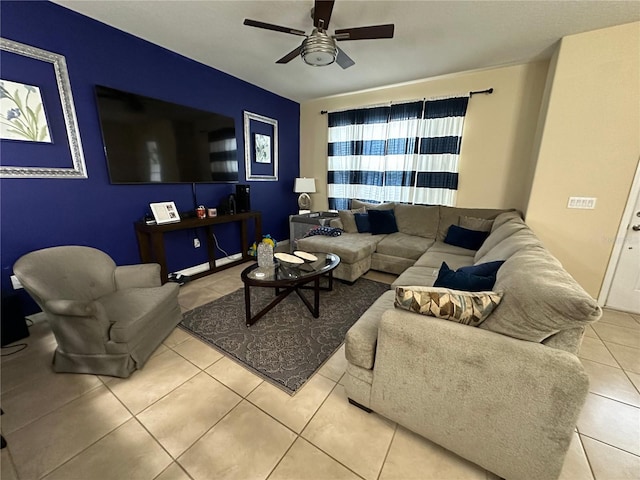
<box><xmin>319</xmin><ymin>87</ymin><xmax>493</xmax><ymax>115</ymax></box>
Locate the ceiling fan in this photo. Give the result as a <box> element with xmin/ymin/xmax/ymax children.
<box><xmin>243</xmin><ymin>0</ymin><xmax>394</xmax><ymax>69</ymax></box>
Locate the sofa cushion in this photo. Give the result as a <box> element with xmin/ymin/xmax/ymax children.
<box><xmin>296</xmin><ymin>233</ymin><xmax>382</xmax><ymax>264</ymax></box>
<box><xmin>474</xmin><ymin>217</ymin><xmax>529</xmax><ymax>261</ymax></box>
<box><xmin>345</xmin><ymin>290</ymin><xmax>396</xmax><ymax>370</ymax></box>
<box><xmin>338</xmin><ymin>207</ymin><xmax>365</xmax><ymax>233</ymax></box>
<box><xmin>491</xmin><ymin>211</ymin><xmax>523</xmax><ymax>232</ymax></box>
<box><xmin>414</xmin><ymin>251</ymin><xmax>475</xmax><ymax>270</ymax></box>
<box><xmin>444</xmin><ymin>225</ymin><xmax>489</xmax><ymax>250</ymax></box>
<box><xmin>392</xmin><ymin>266</ymin><xmax>438</xmax><ymax>288</ymax></box>
<box><xmin>351</xmin><ymin>199</ymin><xmax>395</xmax><ymax>210</ymax></box>
<box><xmin>434</xmin><ymin>262</ymin><xmax>497</xmax><ymax>291</ymax></box>
<box><xmin>437</xmin><ymin>207</ymin><xmax>511</xmax><ymax>241</ymax></box>
<box><xmin>376</xmin><ymin>232</ymin><xmax>434</xmax><ymax>260</ymax></box>
<box><xmin>371</xmin><ymin>253</ymin><xmax>415</xmax><ymax>275</ymax></box>
<box><xmin>394</xmin><ymin>286</ymin><xmax>503</xmax><ymax>327</ymax></box>
<box><xmin>475</xmin><ymin>228</ymin><xmax>543</xmax><ymax>265</ymax></box>
<box><xmin>458</xmin><ymin>260</ymin><xmax>505</xmax><ymax>277</ymax></box>
<box><xmin>354</xmin><ymin>213</ymin><xmax>371</xmax><ymax>233</ymax></box>
<box><xmin>426</xmin><ymin>240</ymin><xmax>477</xmax><ymax>257</ymax></box>
<box><xmin>393</xmin><ymin>203</ymin><xmax>439</xmax><ymax>238</ymax></box>
<box><xmin>459</xmin><ymin>215</ymin><xmax>494</xmax><ymax>232</ymax></box>
<box><xmin>368</xmin><ymin>209</ymin><xmax>399</xmax><ymax>235</ymax></box>
<box><xmin>480</xmin><ymin>248</ymin><xmax>602</xmax><ymax>342</ymax></box>
<box><xmin>100</xmin><ymin>285</ymin><xmax>179</xmax><ymax>343</ymax></box>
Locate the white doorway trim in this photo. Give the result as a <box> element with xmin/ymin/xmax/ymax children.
<box><xmin>598</xmin><ymin>156</ymin><xmax>640</xmax><ymax>306</ymax></box>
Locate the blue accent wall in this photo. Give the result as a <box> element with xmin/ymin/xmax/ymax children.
<box><xmin>0</xmin><ymin>1</ymin><xmax>300</xmax><ymax>312</ymax></box>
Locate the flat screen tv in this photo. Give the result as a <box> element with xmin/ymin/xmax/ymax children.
<box><xmin>95</xmin><ymin>85</ymin><xmax>238</xmax><ymax>184</ymax></box>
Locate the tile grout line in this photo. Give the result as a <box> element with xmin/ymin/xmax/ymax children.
<box><xmin>375</xmin><ymin>422</ymin><xmax>398</xmax><ymax>480</ymax></box>
<box><xmin>34</xmin><ymin>412</ymin><xmax>134</xmax><ymax>480</ymax></box>
<box><xmin>590</xmin><ymin>329</ymin><xmax>640</xmax><ymax>397</ymax></box>
<box><xmin>578</xmin><ymin>431</ymin><xmax>640</xmax><ymax>458</ymax></box>
<box><xmin>1</xmin><ymin>377</ymin><xmax>104</xmax><ymax>436</ymax></box>
<box><xmin>574</xmin><ymin>428</ymin><xmax>597</xmax><ymax>480</ymax></box>
<box><xmin>291</xmin><ymin>381</ymin><xmax>368</xmax><ymax>480</ymax></box>
<box><xmin>263</xmin><ymin>380</ymin><xmax>367</xmax><ymax>480</ymax></box>
<box><xmin>138</xmin><ymin>352</ymin><xmax>246</xmax><ymax>477</ymax></box>
<box><xmin>152</xmin><ymin>461</ymin><xmax>194</xmax><ymax>480</ymax></box>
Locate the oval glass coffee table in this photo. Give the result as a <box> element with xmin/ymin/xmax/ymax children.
<box><xmin>240</xmin><ymin>252</ymin><xmax>340</xmax><ymax>327</ymax></box>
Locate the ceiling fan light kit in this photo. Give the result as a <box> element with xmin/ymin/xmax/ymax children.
<box><xmin>301</xmin><ymin>30</ymin><xmax>337</xmax><ymax>66</ymax></box>
<box><xmin>244</xmin><ymin>0</ymin><xmax>394</xmax><ymax>69</ymax></box>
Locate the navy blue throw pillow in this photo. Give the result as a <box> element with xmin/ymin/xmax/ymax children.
<box><xmin>458</xmin><ymin>260</ymin><xmax>505</xmax><ymax>277</ymax></box>
<box><xmin>444</xmin><ymin>225</ymin><xmax>489</xmax><ymax>250</ymax></box>
<box><xmin>354</xmin><ymin>213</ymin><xmax>371</xmax><ymax>233</ymax></box>
<box><xmin>434</xmin><ymin>262</ymin><xmax>497</xmax><ymax>291</ymax></box>
<box><xmin>368</xmin><ymin>209</ymin><xmax>399</xmax><ymax>235</ymax></box>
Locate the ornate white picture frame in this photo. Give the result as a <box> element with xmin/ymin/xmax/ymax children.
<box><xmin>0</xmin><ymin>38</ymin><xmax>87</xmax><ymax>179</ymax></box>
<box><xmin>244</xmin><ymin>111</ymin><xmax>278</xmax><ymax>181</ymax></box>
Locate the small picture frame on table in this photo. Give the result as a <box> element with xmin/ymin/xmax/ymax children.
<box><xmin>150</xmin><ymin>201</ymin><xmax>181</xmax><ymax>225</ymax></box>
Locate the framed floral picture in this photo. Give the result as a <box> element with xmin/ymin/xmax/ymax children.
<box><xmin>0</xmin><ymin>79</ymin><xmax>52</xmax><ymax>143</ymax></box>
<box><xmin>254</xmin><ymin>133</ymin><xmax>271</xmax><ymax>164</ymax></box>
<box><xmin>0</xmin><ymin>37</ymin><xmax>87</xmax><ymax>179</ymax></box>
<box><xmin>244</xmin><ymin>111</ymin><xmax>278</xmax><ymax>181</ymax></box>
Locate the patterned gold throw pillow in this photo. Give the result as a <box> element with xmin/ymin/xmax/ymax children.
<box><xmin>394</xmin><ymin>286</ymin><xmax>503</xmax><ymax>327</ymax></box>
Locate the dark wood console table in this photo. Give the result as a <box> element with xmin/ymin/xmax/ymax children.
<box><xmin>134</xmin><ymin>211</ymin><xmax>262</xmax><ymax>283</ymax></box>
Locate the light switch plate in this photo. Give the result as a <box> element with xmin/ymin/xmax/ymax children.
<box><xmin>10</xmin><ymin>275</ymin><xmax>23</xmax><ymax>289</ymax></box>
<box><xmin>567</xmin><ymin>197</ymin><xmax>597</xmax><ymax>209</ymax></box>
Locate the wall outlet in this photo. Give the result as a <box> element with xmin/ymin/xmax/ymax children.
<box><xmin>10</xmin><ymin>275</ymin><xmax>23</xmax><ymax>289</ymax></box>
<box><xmin>567</xmin><ymin>196</ymin><xmax>597</xmax><ymax>209</ymax></box>
<box><xmin>193</xmin><ymin>238</ymin><xmax>201</xmax><ymax>248</ymax></box>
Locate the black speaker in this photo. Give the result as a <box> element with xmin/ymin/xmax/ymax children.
<box><xmin>236</xmin><ymin>184</ymin><xmax>251</xmax><ymax>213</ymax></box>
<box><xmin>1</xmin><ymin>294</ymin><xmax>30</xmax><ymax>346</ymax></box>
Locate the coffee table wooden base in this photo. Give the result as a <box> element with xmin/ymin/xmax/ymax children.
<box><xmin>244</xmin><ymin>273</ymin><xmax>334</xmax><ymax>327</ymax></box>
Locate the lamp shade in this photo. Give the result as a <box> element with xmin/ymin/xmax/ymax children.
<box><xmin>294</xmin><ymin>178</ymin><xmax>316</xmax><ymax>193</ymax></box>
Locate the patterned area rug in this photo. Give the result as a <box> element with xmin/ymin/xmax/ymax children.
<box><xmin>180</xmin><ymin>278</ymin><xmax>389</xmax><ymax>395</ymax></box>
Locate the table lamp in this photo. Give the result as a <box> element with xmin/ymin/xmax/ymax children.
<box><xmin>294</xmin><ymin>177</ymin><xmax>316</xmax><ymax>211</ymax></box>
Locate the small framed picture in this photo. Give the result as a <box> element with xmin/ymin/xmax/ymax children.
<box><xmin>254</xmin><ymin>133</ymin><xmax>271</xmax><ymax>164</ymax></box>
<box><xmin>150</xmin><ymin>201</ymin><xmax>181</xmax><ymax>224</ymax></box>
<box><xmin>243</xmin><ymin>111</ymin><xmax>278</xmax><ymax>181</ymax></box>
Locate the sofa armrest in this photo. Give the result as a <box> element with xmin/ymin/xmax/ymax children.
<box><xmin>114</xmin><ymin>264</ymin><xmax>161</xmax><ymax>290</ymax></box>
<box><xmin>370</xmin><ymin>308</ymin><xmax>589</xmax><ymax>480</ymax></box>
<box><xmin>46</xmin><ymin>299</ymin><xmax>97</xmax><ymax>317</ymax></box>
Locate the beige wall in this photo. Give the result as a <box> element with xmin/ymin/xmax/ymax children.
<box><xmin>300</xmin><ymin>61</ymin><xmax>549</xmax><ymax>212</ymax></box>
<box><xmin>526</xmin><ymin>22</ymin><xmax>640</xmax><ymax>298</ymax></box>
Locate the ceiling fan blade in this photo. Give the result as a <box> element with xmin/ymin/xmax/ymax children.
<box><xmin>243</xmin><ymin>19</ymin><xmax>306</xmax><ymax>36</ymax></box>
<box><xmin>335</xmin><ymin>24</ymin><xmax>395</xmax><ymax>40</ymax></box>
<box><xmin>276</xmin><ymin>45</ymin><xmax>303</xmax><ymax>64</ymax></box>
<box><xmin>313</xmin><ymin>0</ymin><xmax>335</xmax><ymax>30</ymax></box>
<box><xmin>336</xmin><ymin>47</ymin><xmax>355</xmax><ymax>69</ymax></box>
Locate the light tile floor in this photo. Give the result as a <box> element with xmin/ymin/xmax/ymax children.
<box><xmin>1</xmin><ymin>264</ymin><xmax>639</xmax><ymax>479</ymax></box>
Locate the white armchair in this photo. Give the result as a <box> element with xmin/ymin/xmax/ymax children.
<box><xmin>13</xmin><ymin>246</ymin><xmax>182</xmax><ymax>377</ymax></box>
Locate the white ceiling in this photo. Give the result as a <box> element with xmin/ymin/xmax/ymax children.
<box><xmin>54</xmin><ymin>0</ymin><xmax>639</xmax><ymax>102</ymax></box>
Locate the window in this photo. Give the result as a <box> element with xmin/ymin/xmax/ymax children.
<box><xmin>327</xmin><ymin>97</ymin><xmax>469</xmax><ymax>210</ymax></box>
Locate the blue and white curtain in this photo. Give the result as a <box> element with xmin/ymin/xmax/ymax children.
<box><xmin>327</xmin><ymin>96</ymin><xmax>469</xmax><ymax>210</ymax></box>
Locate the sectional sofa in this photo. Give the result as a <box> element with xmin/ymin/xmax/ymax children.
<box><xmin>299</xmin><ymin>201</ymin><xmax>602</xmax><ymax>480</ymax></box>
<box><xmin>296</xmin><ymin>200</ymin><xmax>515</xmax><ymax>282</ymax></box>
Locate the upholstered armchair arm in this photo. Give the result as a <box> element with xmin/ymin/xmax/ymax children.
<box><xmin>371</xmin><ymin>309</ymin><xmax>589</xmax><ymax>480</ymax></box>
<box><xmin>44</xmin><ymin>299</ymin><xmax>111</xmax><ymax>354</ymax></box>
<box><xmin>46</xmin><ymin>299</ymin><xmax>97</xmax><ymax>317</ymax></box>
<box><xmin>114</xmin><ymin>264</ymin><xmax>161</xmax><ymax>289</ymax></box>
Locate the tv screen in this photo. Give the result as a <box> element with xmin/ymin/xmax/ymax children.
<box><xmin>95</xmin><ymin>85</ymin><xmax>238</xmax><ymax>184</ymax></box>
